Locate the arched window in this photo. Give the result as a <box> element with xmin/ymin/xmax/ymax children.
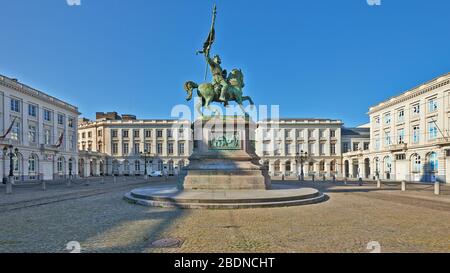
<box><xmin>274</xmin><ymin>161</ymin><xmax>280</xmax><ymax>172</ymax></box>
<box><xmin>124</xmin><ymin>160</ymin><xmax>130</xmax><ymax>172</ymax></box>
<box><xmin>168</xmin><ymin>161</ymin><xmax>174</xmax><ymax>171</ymax></box>
<box><xmin>29</xmin><ymin>155</ymin><xmax>37</xmax><ymax>173</ymax></box>
<box><xmin>330</xmin><ymin>160</ymin><xmax>336</xmax><ymax>172</ymax></box>
<box><xmin>158</xmin><ymin>160</ymin><xmax>164</xmax><ymax>171</ymax></box>
<box><xmin>412</xmin><ymin>154</ymin><xmax>421</xmax><ymax>173</ymax></box>
<box><xmin>319</xmin><ymin>161</ymin><xmax>325</xmax><ymax>172</ymax></box>
<box><xmin>429</xmin><ymin>152</ymin><xmax>438</xmax><ymax>172</ymax></box>
<box><xmin>135</xmin><ymin>160</ymin><xmax>140</xmax><ymax>171</ymax></box>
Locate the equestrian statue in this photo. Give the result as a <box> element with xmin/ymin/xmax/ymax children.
<box><xmin>184</xmin><ymin>4</ymin><xmax>255</xmax><ymax>116</ymax></box>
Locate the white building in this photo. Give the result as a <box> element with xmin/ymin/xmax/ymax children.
<box><xmin>345</xmin><ymin>72</ymin><xmax>450</xmax><ymax>183</ymax></box>
<box><xmin>0</xmin><ymin>74</ymin><xmax>79</xmax><ymax>181</ymax></box>
<box><xmin>256</xmin><ymin>119</ymin><xmax>343</xmax><ymax>179</ymax></box>
<box><xmin>77</xmin><ymin>112</ymin><xmax>192</xmax><ymax>177</ymax></box>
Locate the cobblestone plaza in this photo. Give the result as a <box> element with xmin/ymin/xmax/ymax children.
<box><xmin>0</xmin><ymin>178</ymin><xmax>448</xmax><ymax>253</ymax></box>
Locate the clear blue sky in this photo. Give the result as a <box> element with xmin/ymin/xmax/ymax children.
<box><xmin>1</xmin><ymin>0</ymin><xmax>449</xmax><ymax>127</ymax></box>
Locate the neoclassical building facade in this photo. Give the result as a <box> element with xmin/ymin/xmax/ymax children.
<box><xmin>344</xmin><ymin>72</ymin><xmax>450</xmax><ymax>183</ymax></box>
<box><xmin>77</xmin><ymin>112</ymin><xmax>192</xmax><ymax>177</ymax></box>
<box><xmin>0</xmin><ymin>74</ymin><xmax>79</xmax><ymax>181</ymax></box>
<box><xmin>255</xmin><ymin>119</ymin><xmax>343</xmax><ymax>179</ymax></box>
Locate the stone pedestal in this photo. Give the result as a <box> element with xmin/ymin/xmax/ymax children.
<box><xmin>180</xmin><ymin>116</ymin><xmax>271</xmax><ymax>190</ymax></box>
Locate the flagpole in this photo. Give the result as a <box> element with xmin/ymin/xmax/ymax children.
<box><xmin>204</xmin><ymin>4</ymin><xmax>217</xmax><ymax>81</ymax></box>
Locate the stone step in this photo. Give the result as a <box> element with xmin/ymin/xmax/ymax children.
<box><xmin>130</xmin><ymin>190</ymin><xmax>321</xmax><ymax>204</ymax></box>
<box><xmin>124</xmin><ymin>192</ymin><xmax>327</xmax><ymax>209</ymax></box>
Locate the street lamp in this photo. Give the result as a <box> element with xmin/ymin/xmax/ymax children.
<box><xmin>296</xmin><ymin>150</ymin><xmax>308</xmax><ymax>181</ymax></box>
<box><xmin>3</xmin><ymin>145</ymin><xmax>18</xmax><ymax>194</ymax></box>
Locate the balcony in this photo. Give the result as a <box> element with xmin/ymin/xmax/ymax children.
<box><xmin>436</xmin><ymin>137</ymin><xmax>450</xmax><ymax>147</ymax></box>
<box><xmin>389</xmin><ymin>143</ymin><xmax>407</xmax><ymax>152</ymax></box>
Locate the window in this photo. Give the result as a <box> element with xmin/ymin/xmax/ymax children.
<box><xmin>396</xmin><ymin>154</ymin><xmax>406</xmax><ymax>160</ymax></box>
<box><xmin>428</xmin><ymin>121</ymin><xmax>438</xmax><ymax>140</ymax></box>
<box><xmin>413</xmin><ymin>126</ymin><xmax>420</xmax><ymax>144</ymax></box>
<box><xmin>123</xmin><ymin>143</ymin><xmax>129</xmax><ymax>154</ymax></box>
<box><xmin>57</xmin><ymin>114</ymin><xmax>64</xmax><ymax>125</ymax></box>
<box><xmin>134</xmin><ymin>143</ymin><xmax>140</xmax><ymax>154</ymax></box>
<box><xmin>11</xmin><ymin>121</ymin><xmax>21</xmax><ymax>141</ymax></box>
<box><xmin>69</xmin><ymin>135</ymin><xmax>75</xmax><ymax>150</ymax></box>
<box><xmin>397</xmin><ymin>128</ymin><xmax>405</xmax><ymax>144</ymax></box>
<box><xmin>133</xmin><ymin>130</ymin><xmax>140</xmax><ymax>138</ymax></box>
<box><xmin>167</xmin><ymin>129</ymin><xmax>173</xmax><ymax>138</ymax></box>
<box><xmin>308</xmin><ymin>143</ymin><xmax>315</xmax><ymax>155</ymax></box>
<box><xmin>330</xmin><ymin>143</ymin><xmax>336</xmax><ymax>155</ymax></box>
<box><xmin>122</xmin><ymin>130</ymin><xmax>129</xmax><ymax>138</ymax></box>
<box><xmin>28</xmin><ymin>125</ymin><xmax>37</xmax><ymax>143</ymax></box>
<box><xmin>145</xmin><ymin>130</ymin><xmax>152</xmax><ymax>138</ymax></box>
<box><xmin>319</xmin><ymin>143</ymin><xmax>325</xmax><ymax>155</ymax></box>
<box><xmin>13</xmin><ymin>156</ymin><xmax>19</xmax><ymax>172</ymax></box>
<box><xmin>429</xmin><ymin>152</ymin><xmax>438</xmax><ymax>172</ymax></box>
<box><xmin>297</xmin><ymin>143</ymin><xmax>304</xmax><ymax>153</ymax></box>
<box><xmin>88</xmin><ymin>132</ymin><xmax>92</xmax><ymax>138</ymax></box>
<box><xmin>179</xmin><ymin>142</ymin><xmax>185</xmax><ymax>155</ymax></box>
<box><xmin>144</xmin><ymin>143</ymin><xmax>151</xmax><ymax>153</ymax></box>
<box><xmin>10</xmin><ymin>98</ymin><xmax>20</xmax><ymax>112</ymax></box>
<box><xmin>44</xmin><ymin>109</ymin><xmax>52</xmax><ymax>122</ymax></box>
<box><xmin>383</xmin><ymin>113</ymin><xmax>391</xmax><ymax>125</ymax></box>
<box><xmin>81</xmin><ymin>132</ymin><xmax>85</xmax><ymax>139</ymax></box>
<box><xmin>135</xmin><ymin>161</ymin><xmax>141</xmax><ymax>171</ymax></box>
<box><xmin>28</xmin><ymin>104</ymin><xmax>37</xmax><ymax>117</ymax></box>
<box><xmin>68</xmin><ymin>117</ymin><xmax>74</xmax><ymax>128</ymax></box>
<box><xmin>343</xmin><ymin>142</ymin><xmax>349</xmax><ymax>153</ymax></box>
<box><xmin>412</xmin><ymin>154</ymin><xmax>421</xmax><ymax>173</ymax></box>
<box><xmin>364</xmin><ymin>142</ymin><xmax>370</xmax><ymax>150</ymax></box>
<box><xmin>112</xmin><ymin>143</ymin><xmax>119</xmax><ymax>155</ymax></box>
<box><xmin>168</xmin><ymin>142</ymin><xmax>174</xmax><ymax>155</ymax></box>
<box><xmin>384</xmin><ymin>131</ymin><xmax>391</xmax><ymax>147</ymax></box>
<box><xmin>353</xmin><ymin>143</ymin><xmax>359</xmax><ymax>151</ymax></box>
<box><xmin>428</xmin><ymin>98</ymin><xmax>438</xmax><ymax>113</ymax></box>
<box><xmin>87</xmin><ymin>143</ymin><xmax>92</xmax><ymax>151</ymax></box>
<box><xmin>412</xmin><ymin>104</ymin><xmax>420</xmax><ymax>116</ymax></box>
<box><xmin>285</xmin><ymin>142</ymin><xmax>294</xmax><ymax>155</ymax></box>
<box><xmin>57</xmin><ymin>157</ymin><xmax>63</xmax><ymax>173</ymax></box>
<box><xmin>98</xmin><ymin>130</ymin><xmax>102</xmax><ymax>137</ymax></box>
<box><xmin>28</xmin><ymin>156</ymin><xmax>36</xmax><ymax>173</ymax></box>
<box><xmin>98</xmin><ymin>142</ymin><xmax>103</xmax><ymax>152</ymax></box>
<box><xmin>397</xmin><ymin>109</ymin><xmax>405</xmax><ymax>123</ymax></box>
<box><xmin>157</xmin><ymin>130</ymin><xmax>163</xmax><ymax>138</ymax></box>
<box><xmin>157</xmin><ymin>142</ymin><xmax>163</xmax><ymax>154</ymax></box>
<box><xmin>44</xmin><ymin>129</ymin><xmax>52</xmax><ymax>145</ymax></box>
<box><xmin>111</xmin><ymin>130</ymin><xmax>118</xmax><ymax>138</ymax></box>
<box><xmin>374</xmin><ymin>116</ymin><xmax>380</xmax><ymax>127</ymax></box>
<box><xmin>330</xmin><ymin>130</ymin><xmax>336</xmax><ymax>138</ymax></box>
<box><xmin>374</xmin><ymin>136</ymin><xmax>380</xmax><ymax>151</ymax></box>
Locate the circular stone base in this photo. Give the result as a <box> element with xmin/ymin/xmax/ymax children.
<box><xmin>124</xmin><ymin>183</ymin><xmax>328</xmax><ymax>209</ymax></box>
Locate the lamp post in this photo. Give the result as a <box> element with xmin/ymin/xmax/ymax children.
<box><xmin>3</xmin><ymin>145</ymin><xmax>18</xmax><ymax>194</ymax></box>
<box><xmin>296</xmin><ymin>150</ymin><xmax>308</xmax><ymax>181</ymax></box>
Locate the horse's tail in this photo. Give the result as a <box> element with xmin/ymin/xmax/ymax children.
<box><xmin>184</xmin><ymin>81</ymin><xmax>198</xmax><ymax>92</ymax></box>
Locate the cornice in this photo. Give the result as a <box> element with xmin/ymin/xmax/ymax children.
<box><xmin>0</xmin><ymin>74</ymin><xmax>80</xmax><ymax>115</ymax></box>
<box><xmin>368</xmin><ymin>72</ymin><xmax>450</xmax><ymax>115</ymax></box>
